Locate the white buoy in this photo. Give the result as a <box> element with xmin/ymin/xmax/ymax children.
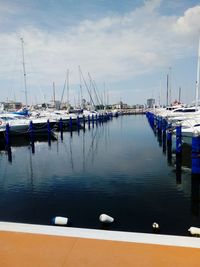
<box><xmin>52</xmin><ymin>216</ymin><xmax>68</xmax><ymax>226</ymax></box>
<box><xmin>188</xmin><ymin>227</ymin><xmax>200</xmax><ymax>236</ymax></box>
<box><xmin>152</xmin><ymin>222</ymin><xmax>159</xmax><ymax>230</ymax></box>
<box><xmin>99</xmin><ymin>214</ymin><xmax>114</xmax><ymax>224</ymax></box>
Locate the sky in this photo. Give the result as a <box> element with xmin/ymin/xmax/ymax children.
<box><xmin>0</xmin><ymin>0</ymin><xmax>200</xmax><ymax>106</ymax></box>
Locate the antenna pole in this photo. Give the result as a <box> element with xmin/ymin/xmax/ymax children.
<box><xmin>20</xmin><ymin>38</ymin><xmax>28</xmax><ymax>107</ymax></box>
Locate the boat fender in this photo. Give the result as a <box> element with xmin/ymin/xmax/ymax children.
<box><xmin>152</xmin><ymin>222</ymin><xmax>159</xmax><ymax>229</ymax></box>
<box><xmin>99</xmin><ymin>214</ymin><xmax>114</xmax><ymax>224</ymax></box>
<box><xmin>52</xmin><ymin>216</ymin><xmax>68</xmax><ymax>226</ymax></box>
<box><xmin>188</xmin><ymin>227</ymin><xmax>200</xmax><ymax>236</ymax></box>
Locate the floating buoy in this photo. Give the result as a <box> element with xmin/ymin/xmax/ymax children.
<box><xmin>188</xmin><ymin>227</ymin><xmax>200</xmax><ymax>236</ymax></box>
<box><xmin>99</xmin><ymin>214</ymin><xmax>114</xmax><ymax>224</ymax></box>
<box><xmin>152</xmin><ymin>222</ymin><xmax>159</xmax><ymax>230</ymax></box>
<box><xmin>52</xmin><ymin>216</ymin><xmax>68</xmax><ymax>226</ymax></box>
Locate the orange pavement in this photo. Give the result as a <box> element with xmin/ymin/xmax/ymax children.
<box><xmin>0</xmin><ymin>231</ymin><xmax>200</xmax><ymax>267</ymax></box>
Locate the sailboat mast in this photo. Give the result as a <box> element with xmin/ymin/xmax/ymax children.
<box><xmin>195</xmin><ymin>35</ymin><xmax>200</xmax><ymax>110</ymax></box>
<box><xmin>78</xmin><ymin>66</ymin><xmax>83</xmax><ymax>108</ymax></box>
<box><xmin>20</xmin><ymin>38</ymin><xmax>28</xmax><ymax>107</ymax></box>
<box><xmin>53</xmin><ymin>82</ymin><xmax>56</xmax><ymax>108</ymax></box>
<box><xmin>178</xmin><ymin>86</ymin><xmax>181</xmax><ymax>103</ymax></box>
<box><xmin>166</xmin><ymin>74</ymin><xmax>169</xmax><ymax>106</ymax></box>
<box><xmin>169</xmin><ymin>67</ymin><xmax>172</xmax><ymax>106</ymax></box>
<box><xmin>67</xmin><ymin>69</ymin><xmax>69</xmax><ymax>106</ymax></box>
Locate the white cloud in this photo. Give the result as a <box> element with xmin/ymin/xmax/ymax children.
<box><xmin>0</xmin><ymin>0</ymin><xmax>199</xmax><ymax>103</ymax></box>
<box><xmin>175</xmin><ymin>5</ymin><xmax>200</xmax><ymax>35</ymax></box>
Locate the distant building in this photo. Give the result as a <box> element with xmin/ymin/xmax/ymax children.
<box><xmin>0</xmin><ymin>101</ymin><xmax>22</xmax><ymax>110</ymax></box>
<box><xmin>132</xmin><ymin>104</ymin><xmax>145</xmax><ymax>109</ymax></box>
<box><xmin>113</xmin><ymin>101</ymin><xmax>129</xmax><ymax>109</ymax></box>
<box><xmin>147</xmin><ymin>99</ymin><xmax>155</xmax><ymax>108</ymax></box>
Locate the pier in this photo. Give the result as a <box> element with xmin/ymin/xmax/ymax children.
<box><xmin>0</xmin><ymin>222</ymin><xmax>200</xmax><ymax>267</ymax></box>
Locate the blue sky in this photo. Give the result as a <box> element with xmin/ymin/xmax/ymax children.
<box><xmin>0</xmin><ymin>0</ymin><xmax>200</xmax><ymax>105</ymax></box>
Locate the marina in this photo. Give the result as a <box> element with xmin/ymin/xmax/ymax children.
<box><xmin>1</xmin><ymin>0</ymin><xmax>200</xmax><ymax>265</ymax></box>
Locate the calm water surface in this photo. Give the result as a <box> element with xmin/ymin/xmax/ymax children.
<box><xmin>0</xmin><ymin>115</ymin><xmax>199</xmax><ymax>235</ymax></box>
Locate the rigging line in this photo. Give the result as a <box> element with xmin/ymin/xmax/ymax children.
<box><xmin>93</xmin><ymin>79</ymin><xmax>103</xmax><ymax>105</ymax></box>
<box><xmin>78</xmin><ymin>66</ymin><xmax>83</xmax><ymax>106</ymax></box>
<box><xmin>79</xmin><ymin>66</ymin><xmax>95</xmax><ymax>108</ymax></box>
<box><xmin>88</xmin><ymin>73</ymin><xmax>101</xmax><ymax>106</ymax></box>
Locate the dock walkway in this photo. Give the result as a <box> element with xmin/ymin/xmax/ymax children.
<box><xmin>0</xmin><ymin>222</ymin><xmax>200</xmax><ymax>267</ymax></box>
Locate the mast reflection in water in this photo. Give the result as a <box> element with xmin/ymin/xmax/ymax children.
<box><xmin>0</xmin><ymin>115</ymin><xmax>199</xmax><ymax>236</ymax></box>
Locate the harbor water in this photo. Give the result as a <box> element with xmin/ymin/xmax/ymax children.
<box><xmin>0</xmin><ymin>115</ymin><xmax>199</xmax><ymax>236</ymax></box>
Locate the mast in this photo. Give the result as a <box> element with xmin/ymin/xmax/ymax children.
<box><xmin>78</xmin><ymin>66</ymin><xmax>83</xmax><ymax>108</ymax></box>
<box><xmin>169</xmin><ymin>67</ymin><xmax>172</xmax><ymax>106</ymax></box>
<box><xmin>67</xmin><ymin>69</ymin><xmax>69</xmax><ymax>106</ymax></box>
<box><xmin>195</xmin><ymin>35</ymin><xmax>200</xmax><ymax>110</ymax></box>
<box><xmin>60</xmin><ymin>70</ymin><xmax>68</xmax><ymax>109</ymax></box>
<box><xmin>53</xmin><ymin>82</ymin><xmax>56</xmax><ymax>108</ymax></box>
<box><xmin>20</xmin><ymin>38</ymin><xmax>28</xmax><ymax>107</ymax></box>
<box><xmin>166</xmin><ymin>74</ymin><xmax>169</xmax><ymax>106</ymax></box>
<box><xmin>178</xmin><ymin>86</ymin><xmax>181</xmax><ymax>103</ymax></box>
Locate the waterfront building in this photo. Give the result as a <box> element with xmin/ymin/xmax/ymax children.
<box><xmin>0</xmin><ymin>101</ymin><xmax>22</xmax><ymax>111</ymax></box>
<box><xmin>147</xmin><ymin>98</ymin><xmax>155</xmax><ymax>108</ymax></box>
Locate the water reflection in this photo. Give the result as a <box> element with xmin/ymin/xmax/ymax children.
<box><xmin>0</xmin><ymin>115</ymin><xmax>200</xmax><ymax>235</ymax></box>
<box><xmin>162</xmin><ymin>131</ymin><xmax>166</xmax><ymax>154</ymax></box>
<box><xmin>191</xmin><ymin>174</ymin><xmax>200</xmax><ymax>217</ymax></box>
<box><xmin>149</xmin><ymin>118</ymin><xmax>200</xmax><ymax>231</ymax></box>
<box><xmin>175</xmin><ymin>153</ymin><xmax>182</xmax><ymax>185</ymax></box>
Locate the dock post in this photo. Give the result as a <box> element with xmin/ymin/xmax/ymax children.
<box><xmin>154</xmin><ymin>116</ymin><xmax>157</xmax><ymax>130</ymax></box>
<box><xmin>107</xmin><ymin>113</ymin><xmax>109</xmax><ymax>121</ymax></box>
<box><xmin>149</xmin><ymin>113</ymin><xmax>154</xmax><ymax>129</ymax></box>
<box><xmin>192</xmin><ymin>131</ymin><xmax>200</xmax><ymax>175</ymax></box>
<box><xmin>59</xmin><ymin>118</ymin><xmax>63</xmax><ymax>140</ymax></box>
<box><xmin>69</xmin><ymin>116</ymin><xmax>72</xmax><ymax>131</ymax></box>
<box><xmin>98</xmin><ymin>114</ymin><xmax>101</xmax><ymax>124</ymax></box>
<box><xmin>176</xmin><ymin>125</ymin><xmax>182</xmax><ymax>154</ymax></box>
<box><xmin>162</xmin><ymin>120</ymin><xmax>167</xmax><ymax>154</ymax></box>
<box><xmin>92</xmin><ymin>114</ymin><xmax>94</xmax><ymax>127</ymax></box>
<box><xmin>29</xmin><ymin>120</ymin><xmax>34</xmax><ymax>139</ymax></box>
<box><xmin>152</xmin><ymin>114</ymin><xmax>155</xmax><ymax>129</ymax></box>
<box><xmin>102</xmin><ymin>114</ymin><xmax>104</xmax><ymax>123</ymax></box>
<box><xmin>29</xmin><ymin>120</ymin><xmax>35</xmax><ymax>153</ymax></box>
<box><xmin>5</xmin><ymin>123</ymin><xmax>10</xmax><ymax>146</ymax></box>
<box><xmin>88</xmin><ymin>115</ymin><xmax>90</xmax><ymax>128</ymax></box>
<box><xmin>167</xmin><ymin>126</ymin><xmax>172</xmax><ymax>145</ymax></box>
<box><xmin>5</xmin><ymin>124</ymin><xmax>12</xmax><ymax>162</ymax></box>
<box><xmin>47</xmin><ymin>119</ymin><xmax>51</xmax><ymax>146</ymax></box>
<box><xmin>83</xmin><ymin>115</ymin><xmax>85</xmax><ymax>131</ymax></box>
<box><xmin>157</xmin><ymin>117</ymin><xmax>161</xmax><ymax>131</ymax></box>
<box><xmin>175</xmin><ymin>125</ymin><xmax>182</xmax><ymax>181</ymax></box>
<box><xmin>77</xmin><ymin>115</ymin><xmax>80</xmax><ymax>128</ymax></box>
<box><xmin>167</xmin><ymin>126</ymin><xmax>172</xmax><ymax>165</ymax></box>
<box><xmin>47</xmin><ymin>119</ymin><xmax>51</xmax><ymax>135</ymax></box>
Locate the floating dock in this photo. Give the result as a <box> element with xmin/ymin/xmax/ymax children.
<box><xmin>0</xmin><ymin>222</ymin><xmax>200</xmax><ymax>267</ymax></box>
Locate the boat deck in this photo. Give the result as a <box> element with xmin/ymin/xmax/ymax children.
<box><xmin>0</xmin><ymin>222</ymin><xmax>200</xmax><ymax>267</ymax></box>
